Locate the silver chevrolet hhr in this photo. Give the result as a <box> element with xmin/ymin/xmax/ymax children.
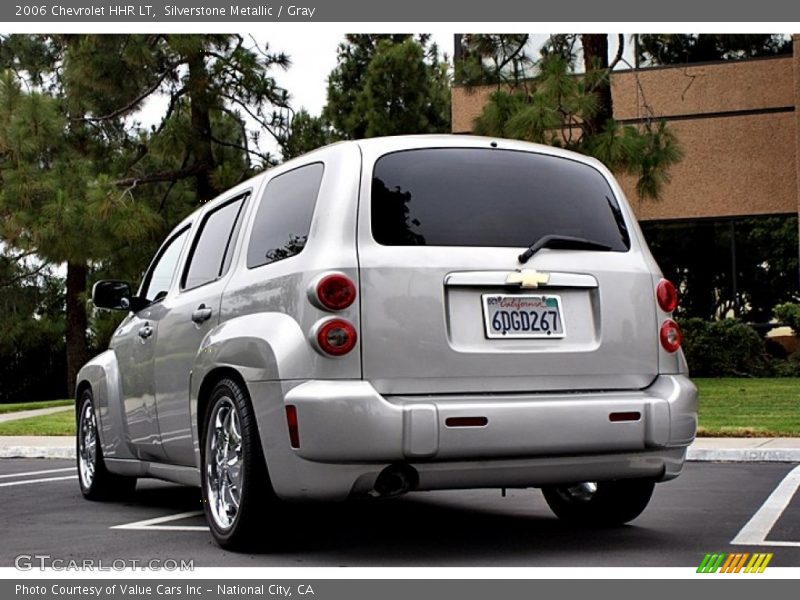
<box><xmin>77</xmin><ymin>135</ymin><xmax>697</xmax><ymax>549</ymax></box>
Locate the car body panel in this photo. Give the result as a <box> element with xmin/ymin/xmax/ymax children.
<box><xmin>75</xmin><ymin>135</ymin><xmax>697</xmax><ymax>503</ymax></box>
<box><xmin>111</xmin><ymin>306</ymin><xmax>166</xmax><ymax>461</ymax></box>
<box><xmin>152</xmin><ymin>192</ymin><xmax>253</xmax><ymax>466</ymax></box>
<box><xmin>356</xmin><ymin>138</ymin><xmax>662</xmax><ymax>395</ymax></box>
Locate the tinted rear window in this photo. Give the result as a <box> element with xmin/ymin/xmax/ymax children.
<box><xmin>371</xmin><ymin>148</ymin><xmax>630</xmax><ymax>250</ymax></box>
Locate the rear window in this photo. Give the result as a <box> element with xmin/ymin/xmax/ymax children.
<box><xmin>371</xmin><ymin>148</ymin><xmax>630</xmax><ymax>251</ymax></box>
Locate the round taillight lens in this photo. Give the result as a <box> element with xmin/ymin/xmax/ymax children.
<box><xmin>317</xmin><ymin>319</ymin><xmax>357</xmax><ymax>356</ymax></box>
<box><xmin>656</xmin><ymin>279</ymin><xmax>678</xmax><ymax>313</ymax></box>
<box><xmin>660</xmin><ymin>319</ymin><xmax>682</xmax><ymax>353</ymax></box>
<box><xmin>317</xmin><ymin>274</ymin><xmax>356</xmax><ymax>311</ymax></box>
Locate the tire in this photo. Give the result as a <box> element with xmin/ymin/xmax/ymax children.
<box><xmin>542</xmin><ymin>479</ymin><xmax>655</xmax><ymax>526</ymax></box>
<box><xmin>76</xmin><ymin>390</ymin><xmax>137</xmax><ymax>500</ymax></box>
<box><xmin>200</xmin><ymin>378</ymin><xmax>276</xmax><ymax>550</ymax></box>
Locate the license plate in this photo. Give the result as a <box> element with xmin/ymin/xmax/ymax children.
<box><xmin>482</xmin><ymin>294</ymin><xmax>565</xmax><ymax>339</ymax></box>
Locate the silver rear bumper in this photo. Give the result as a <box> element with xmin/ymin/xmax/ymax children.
<box><xmin>250</xmin><ymin>375</ymin><xmax>697</xmax><ymax>500</ymax></box>
<box><xmin>284</xmin><ymin>375</ymin><xmax>697</xmax><ymax>463</ymax></box>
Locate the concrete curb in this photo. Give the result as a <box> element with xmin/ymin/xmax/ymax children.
<box><xmin>0</xmin><ymin>446</ymin><xmax>75</xmax><ymax>459</ymax></box>
<box><xmin>0</xmin><ymin>436</ymin><xmax>75</xmax><ymax>459</ymax></box>
<box><xmin>687</xmin><ymin>447</ymin><xmax>800</xmax><ymax>463</ymax></box>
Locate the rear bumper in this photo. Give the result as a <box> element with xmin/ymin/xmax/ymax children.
<box><xmin>253</xmin><ymin>375</ymin><xmax>696</xmax><ymax>500</ymax></box>
<box><xmin>285</xmin><ymin>374</ymin><xmax>697</xmax><ymax>463</ymax></box>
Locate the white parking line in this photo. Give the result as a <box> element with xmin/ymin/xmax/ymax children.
<box><xmin>732</xmin><ymin>464</ymin><xmax>800</xmax><ymax>547</ymax></box>
<box><xmin>0</xmin><ymin>467</ymin><xmax>76</xmax><ymax>480</ymax></box>
<box><xmin>111</xmin><ymin>510</ymin><xmax>208</xmax><ymax>532</ymax></box>
<box><xmin>0</xmin><ymin>475</ymin><xmax>77</xmax><ymax>488</ymax></box>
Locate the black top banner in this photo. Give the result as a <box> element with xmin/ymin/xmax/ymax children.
<box><xmin>5</xmin><ymin>0</ymin><xmax>800</xmax><ymax>22</ymax></box>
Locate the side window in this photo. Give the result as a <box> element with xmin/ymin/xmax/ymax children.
<box><xmin>182</xmin><ymin>195</ymin><xmax>248</xmax><ymax>291</ymax></box>
<box><xmin>140</xmin><ymin>228</ymin><xmax>190</xmax><ymax>304</ymax></box>
<box><xmin>247</xmin><ymin>163</ymin><xmax>324</xmax><ymax>269</ymax></box>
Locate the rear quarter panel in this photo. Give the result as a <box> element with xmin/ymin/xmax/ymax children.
<box><xmin>76</xmin><ymin>350</ymin><xmax>136</xmax><ymax>460</ymax></box>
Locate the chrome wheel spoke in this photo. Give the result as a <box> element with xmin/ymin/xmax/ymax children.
<box><xmin>78</xmin><ymin>402</ymin><xmax>98</xmax><ymax>489</ymax></box>
<box><xmin>205</xmin><ymin>397</ymin><xmax>244</xmax><ymax>531</ymax></box>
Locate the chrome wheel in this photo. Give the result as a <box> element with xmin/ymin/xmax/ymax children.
<box><xmin>78</xmin><ymin>401</ymin><xmax>98</xmax><ymax>489</ymax></box>
<box><xmin>206</xmin><ymin>397</ymin><xmax>244</xmax><ymax>531</ymax></box>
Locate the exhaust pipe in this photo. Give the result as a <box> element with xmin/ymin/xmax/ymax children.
<box><xmin>372</xmin><ymin>464</ymin><xmax>419</xmax><ymax>497</ymax></box>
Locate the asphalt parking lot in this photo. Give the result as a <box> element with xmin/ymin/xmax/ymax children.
<box><xmin>1</xmin><ymin>458</ymin><xmax>799</xmax><ymax>567</ymax></box>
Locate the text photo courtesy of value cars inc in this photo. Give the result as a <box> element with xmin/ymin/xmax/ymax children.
<box><xmin>1</xmin><ymin>0</ymin><xmax>800</xmax><ymax>596</ymax></box>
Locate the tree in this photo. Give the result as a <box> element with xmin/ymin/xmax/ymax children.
<box><xmin>460</xmin><ymin>34</ymin><xmax>682</xmax><ymax>200</ymax></box>
<box><xmin>455</xmin><ymin>34</ymin><xmax>532</xmax><ymax>86</ymax></box>
<box><xmin>282</xmin><ymin>35</ymin><xmax>451</xmax><ymax>159</ymax></box>
<box><xmin>323</xmin><ymin>34</ymin><xmax>417</xmax><ymax>140</ymax></box>
<box><xmin>356</xmin><ymin>38</ymin><xmax>450</xmax><ymax>138</ymax></box>
<box><xmin>0</xmin><ymin>251</ymin><xmax>66</xmax><ymax>402</ymax></box>
<box><xmin>636</xmin><ymin>34</ymin><xmax>792</xmax><ymax>66</ymax></box>
<box><xmin>0</xmin><ymin>70</ymin><xmax>161</xmax><ymax>390</ymax></box>
<box><xmin>57</xmin><ymin>34</ymin><xmax>292</xmax><ymax>200</ymax></box>
<box><xmin>0</xmin><ymin>34</ymin><xmax>292</xmax><ymax>392</ymax></box>
<box><xmin>281</xmin><ymin>109</ymin><xmax>335</xmax><ymax>160</ymax></box>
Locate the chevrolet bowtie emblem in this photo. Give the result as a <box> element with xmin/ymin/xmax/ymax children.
<box><xmin>506</xmin><ymin>269</ymin><xmax>550</xmax><ymax>289</ymax></box>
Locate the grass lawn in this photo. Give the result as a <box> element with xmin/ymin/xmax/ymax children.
<box><xmin>696</xmin><ymin>377</ymin><xmax>800</xmax><ymax>437</ymax></box>
<box><xmin>0</xmin><ymin>399</ymin><xmax>73</xmax><ymax>414</ymax></box>
<box><xmin>0</xmin><ymin>409</ymin><xmax>75</xmax><ymax>436</ymax></box>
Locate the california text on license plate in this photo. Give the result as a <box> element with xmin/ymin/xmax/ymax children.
<box><xmin>482</xmin><ymin>294</ymin><xmax>566</xmax><ymax>339</ymax></box>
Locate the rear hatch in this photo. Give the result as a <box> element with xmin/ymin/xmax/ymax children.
<box><xmin>357</xmin><ymin>144</ymin><xmax>659</xmax><ymax>395</ymax></box>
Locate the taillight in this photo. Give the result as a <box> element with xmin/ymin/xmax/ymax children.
<box><xmin>660</xmin><ymin>319</ymin><xmax>682</xmax><ymax>353</ymax></box>
<box><xmin>656</xmin><ymin>279</ymin><xmax>678</xmax><ymax>313</ymax></box>
<box><xmin>316</xmin><ymin>319</ymin><xmax>357</xmax><ymax>356</ymax></box>
<box><xmin>285</xmin><ymin>405</ymin><xmax>300</xmax><ymax>448</ymax></box>
<box><xmin>316</xmin><ymin>274</ymin><xmax>356</xmax><ymax>311</ymax></box>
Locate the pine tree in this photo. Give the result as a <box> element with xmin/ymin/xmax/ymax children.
<box><xmin>282</xmin><ymin>35</ymin><xmax>451</xmax><ymax>159</ymax></box>
<box><xmin>0</xmin><ymin>70</ymin><xmax>161</xmax><ymax>389</ymax></box>
<box><xmin>0</xmin><ymin>34</ymin><xmax>292</xmax><ymax>392</ymax></box>
<box><xmin>459</xmin><ymin>34</ymin><xmax>683</xmax><ymax>200</ymax></box>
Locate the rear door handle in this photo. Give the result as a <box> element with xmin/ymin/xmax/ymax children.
<box><xmin>138</xmin><ymin>324</ymin><xmax>154</xmax><ymax>339</ymax></box>
<box><xmin>192</xmin><ymin>304</ymin><xmax>213</xmax><ymax>324</ymax></box>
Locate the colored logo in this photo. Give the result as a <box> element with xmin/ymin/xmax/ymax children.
<box><xmin>697</xmin><ymin>552</ymin><xmax>773</xmax><ymax>573</ymax></box>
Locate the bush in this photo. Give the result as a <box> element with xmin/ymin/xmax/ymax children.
<box><xmin>774</xmin><ymin>302</ymin><xmax>800</xmax><ymax>334</ymax></box>
<box><xmin>678</xmin><ymin>318</ymin><xmax>766</xmax><ymax>377</ymax></box>
<box><xmin>769</xmin><ymin>356</ymin><xmax>800</xmax><ymax>377</ymax></box>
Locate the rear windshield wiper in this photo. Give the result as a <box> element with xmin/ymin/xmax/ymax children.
<box><xmin>518</xmin><ymin>234</ymin><xmax>613</xmax><ymax>264</ymax></box>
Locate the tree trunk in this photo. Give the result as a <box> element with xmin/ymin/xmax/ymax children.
<box><xmin>187</xmin><ymin>51</ymin><xmax>216</xmax><ymax>202</ymax></box>
<box><xmin>65</xmin><ymin>261</ymin><xmax>89</xmax><ymax>395</ymax></box>
<box><xmin>581</xmin><ymin>34</ymin><xmax>613</xmax><ymax>134</ymax></box>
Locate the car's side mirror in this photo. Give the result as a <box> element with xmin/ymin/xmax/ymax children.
<box><xmin>92</xmin><ymin>280</ymin><xmax>145</xmax><ymax>312</ymax></box>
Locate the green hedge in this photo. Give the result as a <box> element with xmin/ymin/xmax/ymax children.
<box><xmin>678</xmin><ymin>317</ymin><xmax>800</xmax><ymax>377</ymax></box>
<box><xmin>678</xmin><ymin>318</ymin><xmax>766</xmax><ymax>377</ymax></box>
